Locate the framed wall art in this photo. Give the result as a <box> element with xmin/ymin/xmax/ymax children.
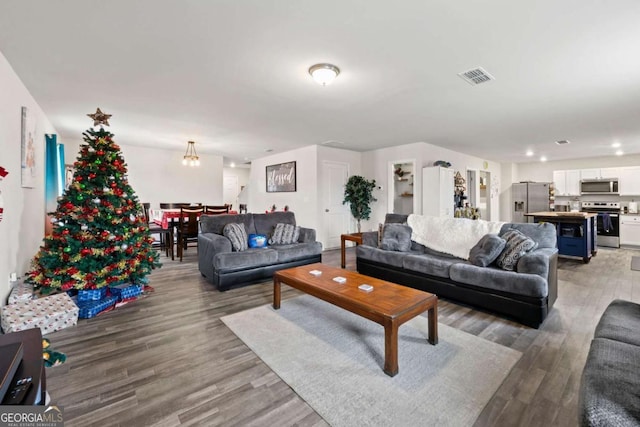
<box><xmin>266</xmin><ymin>161</ymin><xmax>296</xmax><ymax>192</ymax></box>
<box><xmin>21</xmin><ymin>106</ymin><xmax>37</xmax><ymax>188</ymax></box>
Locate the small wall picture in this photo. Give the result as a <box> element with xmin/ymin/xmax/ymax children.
<box><xmin>65</xmin><ymin>164</ymin><xmax>75</xmax><ymax>191</ymax></box>
<box><xmin>266</xmin><ymin>161</ymin><xmax>296</xmax><ymax>192</ymax></box>
<box><xmin>21</xmin><ymin>106</ymin><xmax>37</xmax><ymax>188</ymax></box>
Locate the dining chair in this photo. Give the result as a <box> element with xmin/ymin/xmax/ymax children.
<box><xmin>159</xmin><ymin>203</ymin><xmax>190</xmax><ymax>209</ymax></box>
<box><xmin>176</xmin><ymin>206</ymin><xmax>204</xmax><ymax>261</ymax></box>
<box><xmin>142</xmin><ymin>203</ymin><xmax>174</xmax><ymax>260</ymax></box>
<box><xmin>204</xmin><ymin>205</ymin><xmax>230</xmax><ymax>215</ymax></box>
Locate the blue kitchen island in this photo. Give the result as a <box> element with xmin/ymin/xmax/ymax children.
<box><xmin>525</xmin><ymin>211</ymin><xmax>598</xmax><ymax>263</ymax></box>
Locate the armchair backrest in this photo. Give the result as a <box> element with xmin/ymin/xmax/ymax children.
<box><xmin>200</xmin><ymin>213</ymin><xmax>256</xmax><ymax>235</ymax></box>
<box><xmin>253</xmin><ymin>211</ymin><xmax>296</xmax><ymax>236</ymax></box>
<box><xmin>499</xmin><ymin>222</ymin><xmax>557</xmax><ymax>249</ymax></box>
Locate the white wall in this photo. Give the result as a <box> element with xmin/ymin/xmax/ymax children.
<box><xmin>65</xmin><ymin>139</ymin><xmax>224</xmax><ymax>208</ymax></box>
<box><xmin>248</xmin><ymin>144</ymin><xmax>319</xmax><ymax>231</ymax></box>
<box><xmin>361</xmin><ymin>142</ymin><xmax>502</xmax><ymax>229</ymax></box>
<box><xmin>0</xmin><ymin>52</ymin><xmax>56</xmax><ymax>304</ymax></box>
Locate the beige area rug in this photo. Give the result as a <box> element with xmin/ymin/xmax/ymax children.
<box><xmin>221</xmin><ymin>295</ymin><xmax>521</xmax><ymax>427</ymax></box>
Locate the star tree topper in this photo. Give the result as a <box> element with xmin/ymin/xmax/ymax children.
<box><xmin>87</xmin><ymin>108</ymin><xmax>112</xmax><ymax>126</ymax></box>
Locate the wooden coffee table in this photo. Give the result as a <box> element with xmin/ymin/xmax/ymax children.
<box><xmin>273</xmin><ymin>263</ymin><xmax>438</xmax><ymax>377</ymax></box>
<box><xmin>340</xmin><ymin>232</ymin><xmax>363</xmax><ymax>268</ymax></box>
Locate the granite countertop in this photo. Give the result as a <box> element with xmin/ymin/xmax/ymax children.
<box><xmin>525</xmin><ymin>211</ymin><xmax>598</xmax><ymax>218</ymax></box>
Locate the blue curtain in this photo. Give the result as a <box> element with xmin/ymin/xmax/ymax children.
<box><xmin>45</xmin><ymin>134</ymin><xmax>64</xmax><ymax>213</ymax></box>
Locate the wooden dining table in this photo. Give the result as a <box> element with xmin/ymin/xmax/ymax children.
<box><xmin>149</xmin><ymin>208</ymin><xmax>239</xmax><ymax>229</ymax></box>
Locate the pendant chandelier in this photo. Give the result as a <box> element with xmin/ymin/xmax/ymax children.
<box><xmin>182</xmin><ymin>140</ymin><xmax>200</xmax><ymax>166</ymax></box>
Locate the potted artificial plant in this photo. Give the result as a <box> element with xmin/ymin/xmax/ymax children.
<box><xmin>343</xmin><ymin>175</ymin><xmax>377</xmax><ymax>233</ymax></box>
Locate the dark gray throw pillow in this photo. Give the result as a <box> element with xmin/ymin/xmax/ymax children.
<box><xmin>223</xmin><ymin>223</ymin><xmax>248</xmax><ymax>252</ymax></box>
<box><xmin>469</xmin><ymin>234</ymin><xmax>506</xmax><ymax>267</ymax></box>
<box><xmin>380</xmin><ymin>224</ymin><xmax>412</xmax><ymax>252</ymax></box>
<box><xmin>495</xmin><ymin>229</ymin><xmax>538</xmax><ymax>271</ymax></box>
<box><xmin>269</xmin><ymin>223</ymin><xmax>300</xmax><ymax>245</ymax></box>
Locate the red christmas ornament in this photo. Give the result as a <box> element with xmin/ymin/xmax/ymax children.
<box><xmin>110</xmin><ymin>181</ymin><xmax>117</xmax><ymax>188</ymax></box>
<box><xmin>113</xmin><ymin>160</ymin><xmax>120</xmax><ymax>166</ymax></box>
<box><xmin>89</xmin><ymin>173</ymin><xmax>96</xmax><ymax>179</ymax></box>
<box><xmin>62</xmin><ymin>229</ymin><xmax>69</xmax><ymax>235</ymax></box>
<box><xmin>75</xmin><ymin>175</ymin><xmax>83</xmax><ymax>182</ymax></box>
<box><xmin>81</xmin><ymin>248</ymin><xmax>91</xmax><ymax>256</ymax></box>
<box><xmin>115</xmin><ymin>209</ymin><xmax>122</xmax><ymax>215</ymax></box>
<box><xmin>97</xmin><ymin>150</ymin><xmax>104</xmax><ymax>156</ymax></box>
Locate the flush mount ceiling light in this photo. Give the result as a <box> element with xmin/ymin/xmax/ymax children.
<box><xmin>182</xmin><ymin>140</ymin><xmax>200</xmax><ymax>167</ymax></box>
<box><xmin>309</xmin><ymin>63</ymin><xmax>340</xmax><ymax>85</ymax></box>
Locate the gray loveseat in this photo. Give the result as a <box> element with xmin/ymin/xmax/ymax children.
<box><xmin>356</xmin><ymin>214</ymin><xmax>558</xmax><ymax>328</ymax></box>
<box><xmin>580</xmin><ymin>299</ymin><xmax>640</xmax><ymax>426</ymax></box>
<box><xmin>198</xmin><ymin>211</ymin><xmax>322</xmax><ymax>291</ymax></box>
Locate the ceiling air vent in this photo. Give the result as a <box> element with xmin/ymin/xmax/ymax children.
<box><xmin>320</xmin><ymin>140</ymin><xmax>345</xmax><ymax>147</ymax></box>
<box><xmin>555</xmin><ymin>140</ymin><xmax>571</xmax><ymax>145</ymax></box>
<box><xmin>458</xmin><ymin>67</ymin><xmax>494</xmax><ymax>85</ymax></box>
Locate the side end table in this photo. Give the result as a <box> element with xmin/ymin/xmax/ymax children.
<box><xmin>340</xmin><ymin>232</ymin><xmax>363</xmax><ymax>268</ymax></box>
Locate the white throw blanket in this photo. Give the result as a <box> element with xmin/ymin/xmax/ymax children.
<box><xmin>407</xmin><ymin>214</ymin><xmax>506</xmax><ymax>259</ymax></box>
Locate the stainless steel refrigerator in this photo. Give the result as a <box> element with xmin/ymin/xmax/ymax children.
<box><xmin>512</xmin><ymin>182</ymin><xmax>551</xmax><ymax>223</ymax></box>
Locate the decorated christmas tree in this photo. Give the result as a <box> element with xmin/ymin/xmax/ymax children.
<box><xmin>28</xmin><ymin>108</ymin><xmax>160</xmax><ymax>293</ymax></box>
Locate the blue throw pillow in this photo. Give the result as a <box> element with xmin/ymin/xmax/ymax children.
<box><xmin>248</xmin><ymin>234</ymin><xmax>268</xmax><ymax>248</ymax></box>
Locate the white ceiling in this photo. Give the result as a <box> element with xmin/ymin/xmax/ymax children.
<box><xmin>1</xmin><ymin>1</ymin><xmax>640</xmax><ymax>166</ymax></box>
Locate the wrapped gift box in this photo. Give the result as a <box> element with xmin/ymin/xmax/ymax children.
<box><xmin>7</xmin><ymin>280</ymin><xmax>34</xmax><ymax>305</ymax></box>
<box><xmin>109</xmin><ymin>283</ymin><xmax>142</xmax><ymax>301</ymax></box>
<box><xmin>1</xmin><ymin>293</ymin><xmax>79</xmax><ymax>335</ymax></box>
<box><xmin>77</xmin><ymin>287</ymin><xmax>107</xmax><ymax>302</ymax></box>
<box><xmin>77</xmin><ymin>295</ymin><xmax>118</xmax><ymax>319</ymax></box>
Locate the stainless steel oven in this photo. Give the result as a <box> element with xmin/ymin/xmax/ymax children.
<box><xmin>581</xmin><ymin>201</ymin><xmax>620</xmax><ymax>248</ymax></box>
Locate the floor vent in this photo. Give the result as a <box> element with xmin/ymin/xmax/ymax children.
<box><xmin>458</xmin><ymin>67</ymin><xmax>495</xmax><ymax>85</ymax></box>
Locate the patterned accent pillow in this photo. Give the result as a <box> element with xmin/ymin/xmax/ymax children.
<box><xmin>469</xmin><ymin>234</ymin><xmax>507</xmax><ymax>267</ymax></box>
<box><xmin>495</xmin><ymin>229</ymin><xmax>538</xmax><ymax>271</ymax></box>
<box><xmin>223</xmin><ymin>223</ymin><xmax>248</xmax><ymax>252</ymax></box>
<box><xmin>380</xmin><ymin>224</ymin><xmax>412</xmax><ymax>252</ymax></box>
<box><xmin>269</xmin><ymin>223</ymin><xmax>300</xmax><ymax>245</ymax></box>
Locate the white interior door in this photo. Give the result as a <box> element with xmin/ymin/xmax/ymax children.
<box><xmin>223</xmin><ymin>175</ymin><xmax>239</xmax><ymax>208</ymax></box>
<box><xmin>322</xmin><ymin>161</ymin><xmax>350</xmax><ymax>249</ymax></box>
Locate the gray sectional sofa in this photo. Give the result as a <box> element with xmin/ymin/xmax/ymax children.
<box><xmin>356</xmin><ymin>214</ymin><xmax>558</xmax><ymax>328</ymax></box>
<box><xmin>198</xmin><ymin>211</ymin><xmax>322</xmax><ymax>291</ymax></box>
<box><xmin>580</xmin><ymin>299</ymin><xmax>640</xmax><ymax>426</ymax></box>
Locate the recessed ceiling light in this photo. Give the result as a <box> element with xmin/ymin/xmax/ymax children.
<box><xmin>265</xmin><ymin>148</ymin><xmax>273</xmax><ymax>152</ymax></box>
<box><xmin>616</xmin><ymin>150</ymin><xmax>624</xmax><ymax>156</ymax></box>
<box><xmin>540</xmin><ymin>156</ymin><xmax>547</xmax><ymax>162</ymax></box>
<box><xmin>526</xmin><ymin>150</ymin><xmax>534</xmax><ymax>157</ymax></box>
<box><xmin>230</xmin><ymin>162</ymin><xmax>235</xmax><ymax>168</ymax></box>
<box><xmin>555</xmin><ymin>140</ymin><xmax>570</xmax><ymax>145</ymax></box>
<box><xmin>612</xmin><ymin>142</ymin><xmax>621</xmax><ymax>148</ymax></box>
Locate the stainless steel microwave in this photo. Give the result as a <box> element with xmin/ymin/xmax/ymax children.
<box><xmin>580</xmin><ymin>178</ymin><xmax>619</xmax><ymax>195</ymax></box>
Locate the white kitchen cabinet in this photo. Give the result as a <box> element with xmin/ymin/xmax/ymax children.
<box><xmin>619</xmin><ymin>166</ymin><xmax>640</xmax><ymax>196</ymax></box>
<box><xmin>553</xmin><ymin>170</ymin><xmax>566</xmax><ymax>196</ymax></box>
<box><xmin>580</xmin><ymin>169</ymin><xmax>601</xmax><ymax>180</ymax></box>
<box><xmin>580</xmin><ymin>168</ymin><xmax>620</xmax><ymax>180</ymax></box>
<box><xmin>566</xmin><ymin>170</ymin><xmax>581</xmax><ymax>196</ymax></box>
<box><xmin>553</xmin><ymin>170</ymin><xmax>581</xmax><ymax>196</ymax></box>
<box><xmin>620</xmin><ymin>215</ymin><xmax>640</xmax><ymax>246</ymax></box>
<box><xmin>601</xmin><ymin>167</ymin><xmax>621</xmax><ymax>180</ymax></box>
<box><xmin>423</xmin><ymin>166</ymin><xmax>454</xmax><ymax>217</ymax></box>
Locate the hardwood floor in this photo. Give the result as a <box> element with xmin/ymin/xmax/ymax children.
<box><xmin>45</xmin><ymin>246</ymin><xmax>640</xmax><ymax>426</ymax></box>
